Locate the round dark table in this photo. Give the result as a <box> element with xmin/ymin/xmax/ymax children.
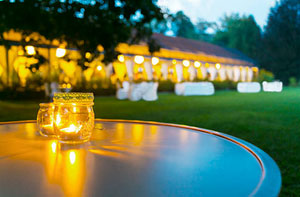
<box><xmin>0</xmin><ymin>120</ymin><xmax>281</xmax><ymax>196</ymax></box>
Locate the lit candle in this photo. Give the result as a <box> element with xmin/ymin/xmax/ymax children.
<box><xmin>53</xmin><ymin>92</ymin><xmax>95</xmax><ymax>143</ymax></box>
<box><xmin>61</xmin><ymin>124</ymin><xmax>82</xmax><ymax>133</ymax></box>
<box><xmin>42</xmin><ymin>124</ymin><xmax>54</xmax><ymax>132</ymax></box>
<box><xmin>37</xmin><ymin>103</ymin><xmax>55</xmax><ymax>137</ymax></box>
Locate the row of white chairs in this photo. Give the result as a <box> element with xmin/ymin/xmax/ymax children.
<box><xmin>117</xmin><ymin>82</ymin><xmax>158</xmax><ymax>101</ymax></box>
<box><xmin>116</xmin><ymin>81</ymin><xmax>283</xmax><ymax>101</ymax></box>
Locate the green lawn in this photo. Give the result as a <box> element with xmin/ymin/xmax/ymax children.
<box><xmin>1</xmin><ymin>88</ymin><xmax>300</xmax><ymax>195</ymax></box>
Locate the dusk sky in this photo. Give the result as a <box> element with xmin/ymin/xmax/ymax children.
<box><xmin>157</xmin><ymin>0</ymin><xmax>278</xmax><ymax>30</ymax></box>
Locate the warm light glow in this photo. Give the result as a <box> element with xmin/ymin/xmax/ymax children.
<box><xmin>205</xmin><ymin>63</ymin><xmax>210</xmax><ymax>68</ymax></box>
<box><xmin>216</xmin><ymin>63</ymin><xmax>221</xmax><ymax>70</ymax></box>
<box><xmin>252</xmin><ymin>67</ymin><xmax>259</xmax><ymax>72</ymax></box>
<box><xmin>56</xmin><ymin>48</ymin><xmax>66</xmax><ymax>58</ymax></box>
<box><xmin>151</xmin><ymin>57</ymin><xmax>159</xmax><ymax>65</ymax></box>
<box><xmin>69</xmin><ymin>151</ymin><xmax>76</xmax><ymax>165</ymax></box>
<box><xmin>42</xmin><ymin>124</ymin><xmax>53</xmax><ymax>131</ymax></box>
<box><xmin>182</xmin><ymin>60</ymin><xmax>190</xmax><ymax>67</ymax></box>
<box><xmin>72</xmin><ymin>103</ymin><xmax>77</xmax><ymax>113</ymax></box>
<box><xmin>85</xmin><ymin>52</ymin><xmax>92</xmax><ymax>59</ymax></box>
<box><xmin>25</xmin><ymin>45</ymin><xmax>36</xmax><ymax>55</ymax></box>
<box><xmin>51</xmin><ymin>141</ymin><xmax>57</xmax><ymax>153</ymax></box>
<box><xmin>66</xmin><ymin>83</ymin><xmax>71</xmax><ymax>89</ymax></box>
<box><xmin>118</xmin><ymin>54</ymin><xmax>125</xmax><ymax>62</ymax></box>
<box><xmin>32</xmin><ymin>67</ymin><xmax>37</xmax><ymax>72</ymax></box>
<box><xmin>18</xmin><ymin>50</ymin><xmax>24</xmax><ymax>56</ymax></box>
<box><xmin>134</xmin><ymin>55</ymin><xmax>144</xmax><ymax>64</ymax></box>
<box><xmin>0</xmin><ymin>66</ymin><xmax>3</xmax><ymax>77</ymax></box>
<box><xmin>132</xmin><ymin>124</ymin><xmax>144</xmax><ymax>146</ymax></box>
<box><xmin>194</xmin><ymin>61</ymin><xmax>201</xmax><ymax>68</ymax></box>
<box><xmin>172</xmin><ymin>59</ymin><xmax>177</xmax><ymax>65</ymax></box>
<box><xmin>61</xmin><ymin>124</ymin><xmax>82</xmax><ymax>133</ymax></box>
<box><xmin>96</xmin><ymin>65</ymin><xmax>102</xmax><ymax>71</ymax></box>
<box><xmin>56</xmin><ymin>114</ymin><xmax>61</xmax><ymax>126</ymax></box>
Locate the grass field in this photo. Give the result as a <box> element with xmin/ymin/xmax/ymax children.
<box><xmin>1</xmin><ymin>88</ymin><xmax>300</xmax><ymax>196</ymax></box>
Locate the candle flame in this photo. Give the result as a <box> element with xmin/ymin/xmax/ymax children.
<box><xmin>69</xmin><ymin>151</ymin><xmax>76</xmax><ymax>165</ymax></box>
<box><xmin>61</xmin><ymin>124</ymin><xmax>82</xmax><ymax>133</ymax></box>
<box><xmin>51</xmin><ymin>141</ymin><xmax>57</xmax><ymax>153</ymax></box>
<box><xmin>56</xmin><ymin>114</ymin><xmax>61</xmax><ymax>126</ymax></box>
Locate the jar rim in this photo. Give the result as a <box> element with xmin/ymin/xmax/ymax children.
<box><xmin>53</xmin><ymin>92</ymin><xmax>94</xmax><ymax>103</ymax></box>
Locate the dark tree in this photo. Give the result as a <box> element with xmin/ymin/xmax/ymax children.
<box><xmin>195</xmin><ymin>18</ymin><xmax>217</xmax><ymax>42</ymax></box>
<box><xmin>261</xmin><ymin>0</ymin><xmax>300</xmax><ymax>83</ymax></box>
<box><xmin>213</xmin><ymin>13</ymin><xmax>261</xmax><ymax>60</ymax></box>
<box><xmin>0</xmin><ymin>0</ymin><xmax>164</xmax><ymax>67</ymax></box>
<box><xmin>171</xmin><ymin>11</ymin><xmax>198</xmax><ymax>40</ymax></box>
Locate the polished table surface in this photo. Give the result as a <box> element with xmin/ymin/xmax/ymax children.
<box><xmin>0</xmin><ymin>120</ymin><xmax>281</xmax><ymax>196</ymax></box>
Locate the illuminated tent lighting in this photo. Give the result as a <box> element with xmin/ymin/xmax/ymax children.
<box><xmin>96</xmin><ymin>65</ymin><xmax>102</xmax><ymax>71</ymax></box>
<box><xmin>151</xmin><ymin>57</ymin><xmax>159</xmax><ymax>65</ymax></box>
<box><xmin>252</xmin><ymin>67</ymin><xmax>258</xmax><ymax>72</ymax></box>
<box><xmin>134</xmin><ymin>55</ymin><xmax>144</xmax><ymax>64</ymax></box>
<box><xmin>0</xmin><ymin>66</ymin><xmax>3</xmax><ymax>77</ymax></box>
<box><xmin>25</xmin><ymin>46</ymin><xmax>36</xmax><ymax>55</ymax></box>
<box><xmin>205</xmin><ymin>63</ymin><xmax>210</xmax><ymax>68</ymax></box>
<box><xmin>56</xmin><ymin>48</ymin><xmax>66</xmax><ymax>58</ymax></box>
<box><xmin>194</xmin><ymin>61</ymin><xmax>201</xmax><ymax>68</ymax></box>
<box><xmin>118</xmin><ymin>55</ymin><xmax>125</xmax><ymax>62</ymax></box>
<box><xmin>85</xmin><ymin>52</ymin><xmax>92</xmax><ymax>59</ymax></box>
<box><xmin>18</xmin><ymin>50</ymin><xmax>24</xmax><ymax>56</ymax></box>
<box><xmin>216</xmin><ymin>63</ymin><xmax>221</xmax><ymax>70</ymax></box>
<box><xmin>172</xmin><ymin>59</ymin><xmax>177</xmax><ymax>65</ymax></box>
<box><xmin>182</xmin><ymin>60</ymin><xmax>190</xmax><ymax>67</ymax></box>
<box><xmin>66</xmin><ymin>83</ymin><xmax>72</xmax><ymax>89</ymax></box>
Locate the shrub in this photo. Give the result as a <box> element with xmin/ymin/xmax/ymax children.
<box><xmin>158</xmin><ymin>80</ymin><xmax>174</xmax><ymax>92</ymax></box>
<box><xmin>212</xmin><ymin>80</ymin><xmax>237</xmax><ymax>90</ymax></box>
<box><xmin>0</xmin><ymin>87</ymin><xmax>46</xmax><ymax>101</ymax></box>
<box><xmin>72</xmin><ymin>79</ymin><xmax>116</xmax><ymax>96</ymax></box>
<box><xmin>289</xmin><ymin>77</ymin><xmax>298</xmax><ymax>87</ymax></box>
<box><xmin>258</xmin><ymin>69</ymin><xmax>274</xmax><ymax>82</ymax></box>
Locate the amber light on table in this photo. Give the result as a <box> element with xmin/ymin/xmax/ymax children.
<box><xmin>53</xmin><ymin>92</ymin><xmax>94</xmax><ymax>143</ymax></box>
<box><xmin>37</xmin><ymin>103</ymin><xmax>55</xmax><ymax>137</ymax></box>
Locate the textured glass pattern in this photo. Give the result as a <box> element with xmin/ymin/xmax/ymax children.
<box><xmin>53</xmin><ymin>92</ymin><xmax>94</xmax><ymax>103</ymax></box>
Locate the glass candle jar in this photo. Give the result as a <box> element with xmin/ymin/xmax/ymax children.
<box><xmin>37</xmin><ymin>103</ymin><xmax>55</xmax><ymax>137</ymax></box>
<box><xmin>53</xmin><ymin>92</ymin><xmax>94</xmax><ymax>143</ymax></box>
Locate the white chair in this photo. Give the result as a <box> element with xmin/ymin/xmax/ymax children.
<box><xmin>175</xmin><ymin>83</ymin><xmax>185</xmax><ymax>95</ymax></box>
<box><xmin>175</xmin><ymin>82</ymin><xmax>215</xmax><ymax>96</ymax></box>
<box><xmin>237</xmin><ymin>82</ymin><xmax>261</xmax><ymax>93</ymax></box>
<box><xmin>116</xmin><ymin>81</ymin><xmax>130</xmax><ymax>100</ymax></box>
<box><xmin>262</xmin><ymin>81</ymin><xmax>283</xmax><ymax>92</ymax></box>
<box><xmin>128</xmin><ymin>82</ymin><xmax>148</xmax><ymax>101</ymax></box>
<box><xmin>142</xmin><ymin>82</ymin><xmax>158</xmax><ymax>101</ymax></box>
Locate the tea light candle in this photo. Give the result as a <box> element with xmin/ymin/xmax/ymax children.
<box><xmin>53</xmin><ymin>92</ymin><xmax>94</xmax><ymax>143</ymax></box>
<box><xmin>37</xmin><ymin>103</ymin><xmax>55</xmax><ymax>137</ymax></box>
<box><xmin>61</xmin><ymin>124</ymin><xmax>82</xmax><ymax>133</ymax></box>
